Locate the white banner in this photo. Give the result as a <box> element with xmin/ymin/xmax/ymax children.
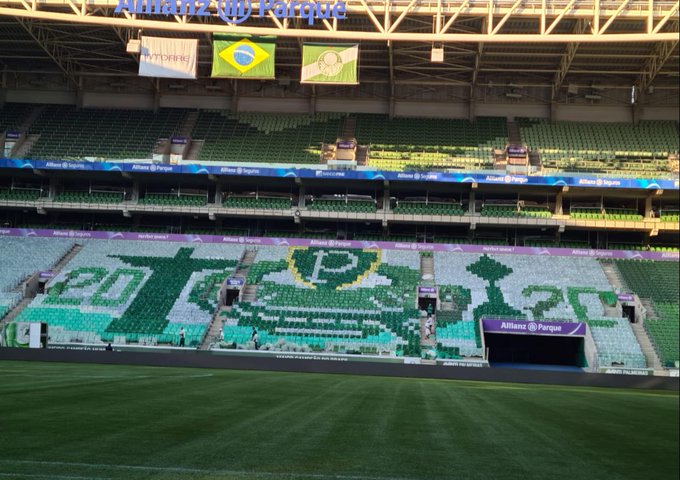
<box><xmin>139</xmin><ymin>37</ymin><xmax>197</xmax><ymax>79</ymax></box>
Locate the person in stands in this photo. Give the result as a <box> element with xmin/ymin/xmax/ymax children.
<box><xmin>179</xmin><ymin>327</ymin><xmax>186</xmax><ymax>347</ymax></box>
<box><xmin>251</xmin><ymin>327</ymin><xmax>259</xmax><ymax>350</ymax></box>
<box><xmin>425</xmin><ymin>316</ymin><xmax>434</xmax><ymax>339</ymax></box>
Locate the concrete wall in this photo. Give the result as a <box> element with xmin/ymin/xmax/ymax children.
<box><xmin>3</xmin><ymin>90</ymin><xmax>678</xmax><ymax>122</ymax></box>
<box><xmin>6</xmin><ymin>89</ymin><xmax>77</xmax><ymax>105</ymax></box>
<box><xmin>554</xmin><ymin>105</ymin><xmax>634</xmax><ymax>123</ymax></box>
<box><xmin>0</xmin><ymin>347</ymin><xmax>677</xmax><ymax>391</ymax></box>
<box><xmin>82</xmin><ymin>92</ymin><xmax>154</xmax><ymax>110</ymax></box>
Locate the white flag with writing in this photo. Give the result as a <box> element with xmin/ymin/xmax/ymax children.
<box><xmin>139</xmin><ymin>36</ymin><xmax>197</xmax><ymax>79</ymax></box>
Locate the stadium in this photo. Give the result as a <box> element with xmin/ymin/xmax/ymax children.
<box><xmin>0</xmin><ymin>1</ymin><xmax>678</xmax><ymax>479</ymax></box>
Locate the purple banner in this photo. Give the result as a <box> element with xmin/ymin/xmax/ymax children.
<box><xmin>39</xmin><ymin>270</ymin><xmax>54</xmax><ymax>279</ymax></box>
<box><xmin>418</xmin><ymin>286</ymin><xmax>437</xmax><ymax>295</ymax></box>
<box><xmin>226</xmin><ymin>277</ymin><xmax>245</xmax><ymax>287</ymax></box>
<box><xmin>170</xmin><ymin>136</ymin><xmax>188</xmax><ymax>145</ymax></box>
<box><xmin>507</xmin><ymin>146</ymin><xmax>527</xmax><ymax>157</ymax></box>
<box><xmin>337</xmin><ymin>141</ymin><xmax>356</xmax><ymax>150</ymax></box>
<box><xmin>482</xmin><ymin>319</ymin><xmax>587</xmax><ymax>337</ymax></box>
<box><xmin>0</xmin><ymin>227</ymin><xmax>677</xmax><ymax>262</ymax></box>
<box><xmin>5</xmin><ymin>131</ymin><xmax>21</xmax><ymax>140</ymax></box>
<box><xmin>617</xmin><ymin>294</ymin><xmax>635</xmax><ymax>302</ymax></box>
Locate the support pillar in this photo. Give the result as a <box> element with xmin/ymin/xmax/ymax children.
<box><xmin>153</xmin><ymin>89</ymin><xmax>161</xmax><ymax>114</ymax></box>
<box><xmin>214</xmin><ymin>183</ymin><xmax>223</xmax><ymax>205</ymax></box>
<box><xmin>48</xmin><ymin>177</ymin><xmax>58</xmax><ymax>199</ymax></box>
<box><xmin>310</xmin><ymin>86</ymin><xmax>317</xmax><ymax>115</ymax></box>
<box><xmin>75</xmin><ymin>88</ymin><xmax>84</xmax><ymax>110</ymax></box>
<box><xmin>644</xmin><ymin>193</ymin><xmax>654</xmax><ymax>219</ymax></box>
<box><xmin>383</xmin><ymin>181</ymin><xmax>390</xmax><ymax>212</ymax></box>
<box><xmin>555</xmin><ymin>188</ymin><xmax>566</xmax><ymax>215</ymax></box>
<box><xmin>298</xmin><ymin>183</ymin><xmax>306</xmax><ymax>209</ymax></box>
<box><xmin>549</xmin><ymin>102</ymin><xmax>558</xmax><ymax>122</ymax></box>
<box><xmin>132</xmin><ymin>180</ymin><xmax>140</xmax><ymax>202</ymax></box>
<box><xmin>468</xmin><ymin>98</ymin><xmax>476</xmax><ymax>122</ymax></box>
<box><xmin>468</xmin><ymin>186</ymin><xmax>476</xmax><ymax>215</ymax></box>
<box><xmin>230</xmin><ymin>80</ymin><xmax>239</xmax><ymax>113</ymax></box>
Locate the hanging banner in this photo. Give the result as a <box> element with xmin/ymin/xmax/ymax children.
<box><xmin>482</xmin><ymin>319</ymin><xmax>587</xmax><ymax>337</ymax></box>
<box><xmin>139</xmin><ymin>36</ymin><xmax>198</xmax><ymax>79</ymax></box>
<box><xmin>212</xmin><ymin>35</ymin><xmax>276</xmax><ymax>79</ymax></box>
<box><xmin>301</xmin><ymin>44</ymin><xmax>359</xmax><ymax>84</ymax></box>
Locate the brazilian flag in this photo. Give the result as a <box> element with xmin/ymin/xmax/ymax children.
<box><xmin>211</xmin><ymin>35</ymin><xmax>276</xmax><ymax>79</ymax></box>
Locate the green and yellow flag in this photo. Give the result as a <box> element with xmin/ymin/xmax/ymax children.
<box><xmin>301</xmin><ymin>44</ymin><xmax>359</xmax><ymax>84</ymax></box>
<box><xmin>212</xmin><ymin>35</ymin><xmax>275</xmax><ymax>79</ymax></box>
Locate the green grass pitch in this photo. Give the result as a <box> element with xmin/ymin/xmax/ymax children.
<box><xmin>0</xmin><ymin>361</ymin><xmax>677</xmax><ymax>480</ymax></box>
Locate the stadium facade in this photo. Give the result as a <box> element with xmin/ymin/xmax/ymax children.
<box><xmin>0</xmin><ymin>0</ymin><xmax>678</xmax><ymax>378</ymax></box>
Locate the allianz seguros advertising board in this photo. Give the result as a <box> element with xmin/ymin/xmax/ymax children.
<box><xmin>115</xmin><ymin>0</ymin><xmax>347</xmax><ymax>25</ymax></box>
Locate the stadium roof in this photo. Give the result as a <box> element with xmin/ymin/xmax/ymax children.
<box><xmin>0</xmin><ymin>0</ymin><xmax>678</xmax><ymax>97</ymax></box>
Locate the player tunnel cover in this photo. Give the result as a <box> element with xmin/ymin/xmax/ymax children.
<box><xmin>481</xmin><ymin>319</ymin><xmax>587</xmax><ymax>337</ymax></box>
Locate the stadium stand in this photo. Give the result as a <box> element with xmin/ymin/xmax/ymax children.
<box><xmin>307</xmin><ymin>197</ymin><xmax>377</xmax><ymax>213</ymax></box>
<box><xmin>0</xmin><ymin>187</ymin><xmax>42</xmax><ymax>201</ymax></box>
<box><xmin>518</xmin><ymin>119</ymin><xmax>679</xmax><ymax>177</ymax></box>
<box><xmin>15</xmin><ymin>241</ymin><xmax>242</xmax><ymax>346</ymax></box>
<box><xmin>480</xmin><ymin>204</ymin><xmax>518</xmax><ymax>217</ymax></box>
<box><xmin>0</xmin><ymin>103</ymin><xmax>31</xmax><ymax>132</ymax></box>
<box><xmin>608</xmin><ymin>244</ymin><xmax>679</xmax><ymax>253</ymax></box>
<box><xmin>221</xmin><ymin>247</ymin><xmax>422</xmax><ymax>356</ymax></box>
<box><xmin>432</xmin><ymin>237</ymin><xmax>507</xmax><ymax>245</ymax></box>
<box><xmin>434</xmin><ymin>252</ymin><xmax>647</xmax><ymax>367</ymax></box>
<box><xmin>478</xmin><ymin>202</ymin><xmax>552</xmax><ymax>219</ymax></box>
<box><xmin>354</xmin><ymin>234</ymin><xmax>418</xmax><ymax>242</ymax></box>
<box><xmin>24</xmin><ymin>106</ymin><xmax>185</xmax><ymax>160</ymax></box>
<box><xmin>603</xmin><ymin>208</ymin><xmax>643</xmax><ymax>221</ymax></box>
<box><xmin>393</xmin><ymin>200</ymin><xmax>465</xmax><ymax>216</ymax></box>
<box><xmin>139</xmin><ymin>193</ymin><xmax>208</xmax><ymax>207</ymax></box>
<box><xmin>613</xmin><ymin>260</ymin><xmax>679</xmax><ymax>367</ymax></box>
<box><xmin>0</xmin><ymin>237</ymin><xmax>74</xmax><ymax>319</ymax></box>
<box><xmin>53</xmin><ymin>190</ymin><xmax>125</xmax><ymax>204</ymax></box>
<box><xmin>355</xmin><ymin>115</ymin><xmax>507</xmax><ymax>171</ymax></box>
<box><xmin>263</xmin><ymin>231</ymin><xmax>337</xmax><ymax>239</ymax></box>
<box><xmin>193</xmin><ymin>111</ymin><xmax>344</xmax><ymax>163</ymax></box>
<box><xmin>223</xmin><ymin>195</ymin><xmax>292</xmax><ymax>210</ymax></box>
<box><xmin>524</xmin><ymin>240</ymin><xmax>592</xmax><ymax>249</ymax></box>
<box><xmin>659</xmin><ymin>210</ymin><xmax>679</xmax><ymax>223</ymax></box>
<box><xmin>0</xmin><ymin>230</ymin><xmax>670</xmax><ymax>369</ymax></box>
<box><xmin>570</xmin><ymin>207</ymin><xmax>604</xmax><ymax>219</ymax></box>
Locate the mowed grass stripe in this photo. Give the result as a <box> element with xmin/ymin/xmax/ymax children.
<box><xmin>0</xmin><ymin>361</ymin><xmax>677</xmax><ymax>480</ymax></box>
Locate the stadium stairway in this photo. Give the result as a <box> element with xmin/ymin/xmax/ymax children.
<box><xmin>200</xmin><ymin>248</ymin><xmax>259</xmax><ymax>350</ymax></box>
<box><xmin>20</xmin><ymin>105</ymin><xmax>45</xmax><ymax>130</ymax></box>
<box><xmin>237</xmin><ymin>249</ymin><xmax>259</xmax><ymax>303</ymax></box>
<box><xmin>0</xmin><ymin>297</ymin><xmax>32</xmax><ymax>329</ymax></box>
<box><xmin>184</xmin><ymin>139</ymin><xmax>204</xmax><ymax>161</ymax></box>
<box><xmin>507</xmin><ymin>120</ymin><xmax>522</xmax><ymax>144</ymax></box>
<box><xmin>420</xmin><ymin>253</ymin><xmax>435</xmax><ymax>282</ymax></box>
<box><xmin>0</xmin><ymin>244</ymin><xmax>83</xmax><ymax>329</ymax></box>
<box><xmin>178</xmin><ymin>111</ymin><xmax>199</xmax><ymax>138</ymax></box>
<box><xmin>601</xmin><ymin>260</ymin><xmax>665</xmax><ymax>372</ymax></box>
<box><xmin>420</xmin><ymin>314</ymin><xmax>437</xmax><ymax>351</ymax></box>
<box><xmin>342</xmin><ymin>116</ymin><xmax>357</xmax><ymax>139</ymax></box>
<box><xmin>51</xmin><ymin>243</ymin><xmax>84</xmax><ymax>274</ymax></box>
<box><xmin>419</xmin><ymin>252</ymin><xmax>437</xmax><ymax>355</ymax></box>
<box><xmin>631</xmin><ymin>321</ymin><xmax>663</xmax><ymax>371</ymax></box>
<box><xmin>202</xmin><ymin>306</ymin><xmax>230</xmax><ymax>350</ymax></box>
<box><xmin>600</xmin><ymin>262</ymin><xmax>626</xmax><ymax>291</ymax></box>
